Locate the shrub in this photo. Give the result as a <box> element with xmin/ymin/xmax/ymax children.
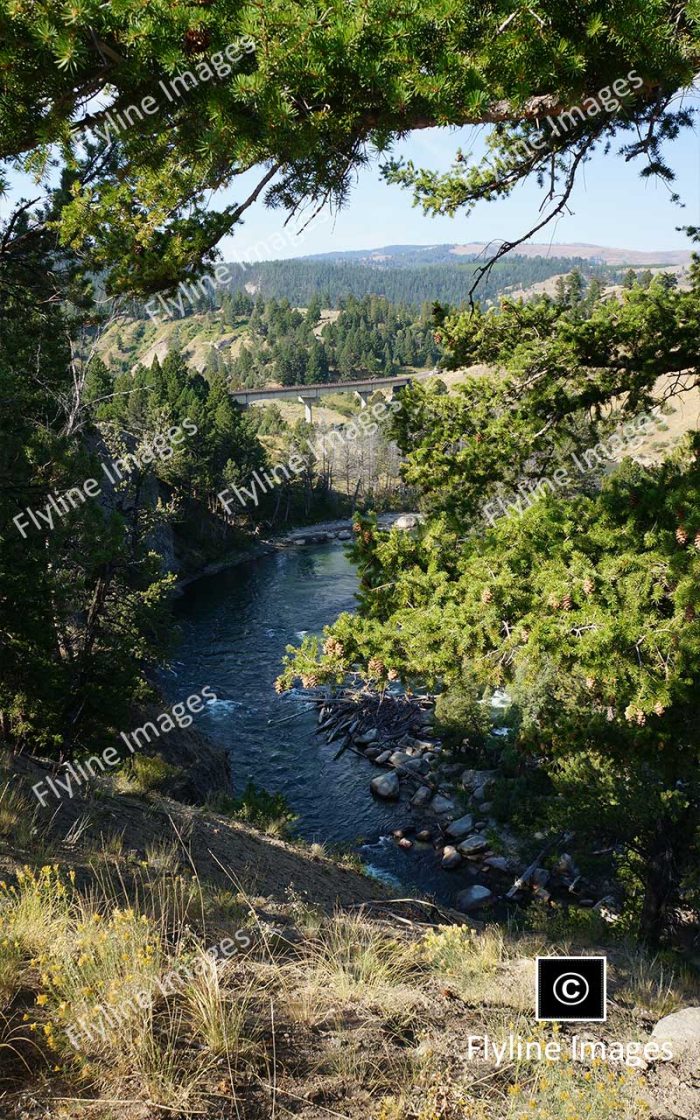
<box><xmin>117</xmin><ymin>755</ymin><xmax>182</xmax><ymax>794</ymax></box>
<box><xmin>208</xmin><ymin>782</ymin><xmax>296</xmax><ymax>837</ymax></box>
<box><xmin>434</xmin><ymin>678</ymin><xmax>491</xmax><ymax>754</ymax></box>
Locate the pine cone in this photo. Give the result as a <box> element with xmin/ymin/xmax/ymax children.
<box><xmin>684</xmin><ymin>605</ymin><xmax>696</xmax><ymax>622</ymax></box>
<box><xmin>561</xmin><ymin>593</ymin><xmax>573</xmax><ymax>611</ymax></box>
<box><xmin>387</xmin><ymin>668</ymin><xmax>399</xmax><ymax>681</ymax></box>
<box><xmin>636</xmin><ymin>709</ymin><xmax>646</xmax><ymax>726</ymax></box>
<box><xmin>362</xmin><ymin>530</ymin><xmax>373</xmax><ymax>545</ymax></box>
<box><xmin>352</xmin><ymin>521</ymin><xmax>362</xmax><ymax>534</ymax></box>
<box><xmin>585</xmin><ymin>677</ymin><xmax>595</xmax><ymax>690</ymax></box>
<box><xmin>694</xmin><ymin>532</ymin><xmax>700</xmax><ymax>552</ymax></box>
<box><xmin>367</xmin><ymin>658</ymin><xmax>386</xmax><ymax>677</ymax></box>
<box><xmin>184</xmin><ymin>27</ymin><xmax>211</xmax><ymax>54</ymax></box>
<box><xmin>582</xmin><ymin>577</ymin><xmax>594</xmax><ymax>596</ymax></box>
<box><xmin>547</xmin><ymin>593</ymin><xmax>561</xmax><ymax>610</ymax></box>
<box><xmin>675</xmin><ymin>526</ymin><xmax>688</xmax><ymax>546</ymax></box>
<box><xmin>274</xmin><ymin>677</ymin><xmax>286</xmax><ymax>694</ymax></box>
<box><xmin>481</xmin><ymin>588</ymin><xmax>493</xmax><ymax>605</ymax></box>
<box><xmin>653</xmin><ymin>701</ymin><xmax>666</xmax><ymax>717</ymax></box>
<box><xmin>301</xmin><ymin>673</ymin><xmax>319</xmax><ymax>689</ymax></box>
<box><xmin>323</xmin><ymin>637</ymin><xmax>345</xmax><ymax>658</ymax></box>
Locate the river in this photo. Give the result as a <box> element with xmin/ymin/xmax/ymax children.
<box><xmin>165</xmin><ymin>540</ymin><xmax>474</xmax><ymax>903</ymax></box>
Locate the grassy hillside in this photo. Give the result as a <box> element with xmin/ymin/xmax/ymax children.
<box><xmin>0</xmin><ymin>754</ymin><xmax>697</xmax><ymax>1119</ymax></box>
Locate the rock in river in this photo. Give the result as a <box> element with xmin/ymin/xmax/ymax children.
<box><xmin>441</xmin><ymin>845</ymin><xmax>462</xmax><ymax>870</ymax></box>
<box><xmin>370</xmin><ymin>771</ymin><xmax>400</xmax><ymax>800</ymax></box>
<box><xmin>446</xmin><ymin>813</ymin><xmax>475</xmax><ymax>840</ymax></box>
<box><xmin>457</xmin><ymin>834</ymin><xmax>489</xmax><ymax>857</ymax></box>
<box><xmin>410</xmin><ymin>785</ymin><xmax>433</xmax><ymax>809</ymax></box>
<box><xmin>430</xmin><ymin>794</ymin><xmax>456</xmax><ymax>816</ymax></box>
<box><xmin>456</xmin><ymin>885</ymin><xmax>495</xmax><ymax>912</ymax></box>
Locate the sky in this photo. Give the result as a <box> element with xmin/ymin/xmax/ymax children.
<box><xmin>3</xmin><ymin>115</ymin><xmax>699</xmax><ymax>262</ymax></box>
<box><xmin>217</xmin><ymin>121</ymin><xmax>700</xmax><ymax>261</ymax></box>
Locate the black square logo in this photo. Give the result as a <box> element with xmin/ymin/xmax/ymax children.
<box><xmin>536</xmin><ymin>956</ymin><xmax>607</xmax><ymax>1021</ymax></box>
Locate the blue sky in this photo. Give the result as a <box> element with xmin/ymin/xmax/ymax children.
<box><xmin>218</xmin><ymin>122</ymin><xmax>700</xmax><ymax>261</ymax></box>
<box><xmin>3</xmin><ymin>119</ymin><xmax>698</xmax><ymax>261</ymax></box>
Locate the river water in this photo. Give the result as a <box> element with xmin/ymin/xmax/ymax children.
<box><xmin>166</xmin><ymin>540</ymin><xmax>476</xmax><ymax>903</ymax></box>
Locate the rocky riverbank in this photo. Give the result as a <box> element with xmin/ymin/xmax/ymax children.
<box><xmin>174</xmin><ymin>511</ymin><xmax>424</xmax><ymax>590</ymax></box>
<box><xmin>314</xmin><ymin>690</ymin><xmax>618</xmax><ymax>921</ymax></box>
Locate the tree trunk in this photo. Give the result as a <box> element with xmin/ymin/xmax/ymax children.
<box><xmin>639</xmin><ymin>818</ymin><xmax>686</xmax><ymax>945</ymax></box>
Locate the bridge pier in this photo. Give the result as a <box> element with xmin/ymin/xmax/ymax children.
<box><xmin>354</xmin><ymin>390</ymin><xmax>369</xmax><ymax>409</ymax></box>
<box><xmin>298</xmin><ymin>395</ymin><xmax>316</xmax><ymax>423</ymax></box>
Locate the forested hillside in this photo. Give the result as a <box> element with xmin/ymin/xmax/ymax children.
<box><xmin>215</xmin><ymin>253</ymin><xmax>622</xmax><ymax>307</ymax></box>
<box><xmin>99</xmin><ymin>292</ymin><xmax>441</xmax><ymax>383</ymax></box>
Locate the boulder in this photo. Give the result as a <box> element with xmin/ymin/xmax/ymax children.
<box><xmin>441</xmin><ymin>845</ymin><xmax>462</xmax><ymax>870</ymax></box>
<box><xmin>445</xmin><ymin>813</ymin><xmax>475</xmax><ymax>840</ymax></box>
<box><xmin>364</xmin><ymin>747</ymin><xmax>382</xmax><ymax>761</ymax></box>
<box><xmin>430</xmin><ymin>794</ymin><xmax>456</xmax><ymax>816</ymax></box>
<box><xmin>410</xmin><ymin>785</ymin><xmax>433</xmax><ymax>809</ymax></box>
<box><xmin>356</xmin><ymin>728</ymin><xmax>379</xmax><ymax>745</ymax></box>
<box><xmin>483</xmin><ymin>855</ymin><xmax>511</xmax><ymax>873</ymax></box>
<box><xmin>650</xmin><ymin>1007</ymin><xmax>700</xmax><ymax>1058</ymax></box>
<box><xmin>393</xmin><ymin>513</ymin><xmax>424</xmax><ymax>531</ymax></box>
<box><xmin>416</xmin><ymin>829</ymin><xmax>433</xmax><ymax>843</ymax></box>
<box><xmin>370</xmin><ymin>772</ymin><xmax>400</xmax><ymax>800</ymax></box>
<box><xmin>337</xmin><ymin>529</ymin><xmax>352</xmax><ymax>540</ymax></box>
<box><xmin>398</xmin><ymin>837</ymin><xmax>413</xmax><ymax>850</ymax></box>
<box><xmin>462</xmin><ymin>769</ymin><xmax>497</xmax><ymax>793</ymax></box>
<box><xmin>405</xmin><ymin>757</ymin><xmax>430</xmax><ymax>774</ymax></box>
<box><xmin>441</xmin><ymin>763</ymin><xmax>464</xmax><ymax>778</ymax></box>
<box><xmin>530</xmin><ymin>868</ymin><xmax>550</xmax><ymax>888</ymax></box>
<box><xmin>457</xmin><ymin>834</ymin><xmax>489</xmax><ymax>857</ymax></box>
<box><xmin>389</xmin><ymin>750</ymin><xmax>411</xmax><ymax>768</ymax></box>
<box><xmin>375</xmin><ymin>750</ymin><xmax>393</xmax><ymax>765</ymax></box>
<box><xmin>455</xmin><ymin>885</ymin><xmax>495</xmax><ymax>912</ymax></box>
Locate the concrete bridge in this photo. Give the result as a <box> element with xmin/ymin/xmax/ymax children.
<box><xmin>231</xmin><ymin>372</ymin><xmax>428</xmax><ymax>423</ymax></box>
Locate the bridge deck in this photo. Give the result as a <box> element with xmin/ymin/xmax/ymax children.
<box><xmin>230</xmin><ymin>372</ymin><xmax>426</xmax><ymax>406</ymax></box>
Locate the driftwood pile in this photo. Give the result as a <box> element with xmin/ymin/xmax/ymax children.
<box><xmin>315</xmin><ymin>690</ymin><xmax>435</xmax><ymax>762</ymax></box>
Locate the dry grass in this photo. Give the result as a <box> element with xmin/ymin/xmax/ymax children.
<box><xmin>279</xmin><ymin>912</ymin><xmax>423</xmax><ymax>1027</ymax></box>
<box><xmin>0</xmin><ymin>810</ymin><xmax>694</xmax><ymax>1120</ymax></box>
<box><xmin>613</xmin><ymin>946</ymin><xmax>700</xmax><ymax>1017</ymax></box>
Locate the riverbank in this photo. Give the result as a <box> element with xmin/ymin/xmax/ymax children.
<box><xmin>311</xmin><ymin>688</ymin><xmax>633</xmax><ymax>926</ymax></box>
<box><xmin>174</xmin><ymin>511</ymin><xmax>423</xmax><ymax>590</ymax></box>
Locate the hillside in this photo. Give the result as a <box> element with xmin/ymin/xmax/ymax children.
<box><xmin>1</xmin><ymin>749</ymin><xmax>698</xmax><ymax>1119</ymax></box>
<box><xmin>224</xmin><ymin>253</ymin><xmax>621</xmax><ymax>307</ymax></box>
<box><xmin>306</xmin><ymin>242</ymin><xmax>693</xmax><ymax>268</ymax></box>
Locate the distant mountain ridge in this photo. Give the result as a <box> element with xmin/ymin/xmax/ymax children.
<box><xmin>303</xmin><ymin>242</ymin><xmax>692</xmax><ymax>268</ymax></box>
